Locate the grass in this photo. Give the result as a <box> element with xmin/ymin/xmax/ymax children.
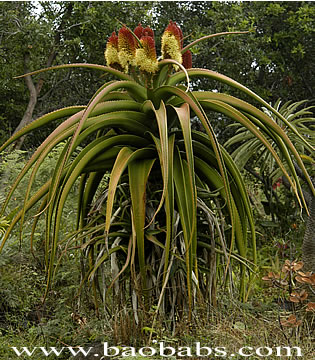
<box><xmin>1</xmin><ymin>267</ymin><xmax>314</xmax><ymax>360</ymax></box>
<box><xmin>0</xmin><ymin>228</ymin><xmax>314</xmax><ymax>359</ymax></box>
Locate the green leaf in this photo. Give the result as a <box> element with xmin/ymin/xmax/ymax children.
<box><xmin>173</xmin><ymin>103</ymin><xmax>198</xmax><ymax>274</ymax></box>
<box><xmin>169</xmin><ymin>69</ymin><xmax>314</xmax><ymax>154</ymax></box>
<box><xmin>145</xmin><ymin>100</ymin><xmax>170</xmax><ymax>223</ymax></box>
<box><xmin>173</xmin><ymin>147</ymin><xmax>197</xmax><ymax>315</ymax></box>
<box><xmin>129</xmin><ymin>158</ymin><xmax>155</xmax><ymax>299</ymax></box>
<box><xmin>14</xmin><ymin>63</ymin><xmax>134</xmax><ymax>82</ymax></box>
<box><xmin>194</xmin><ymin>156</ymin><xmax>247</xmax><ymax>299</ymax></box>
<box><xmin>0</xmin><ymin>106</ymin><xmax>84</xmax><ymax>153</ymax></box>
<box><xmin>104</xmin><ymin>147</ymin><xmax>155</xmax><ymax>246</ymax></box>
<box><xmin>154</xmin><ymin>85</ymin><xmax>235</xmax><ymax>248</ymax></box>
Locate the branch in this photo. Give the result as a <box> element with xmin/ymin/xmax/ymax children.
<box><xmin>38</xmin><ymin>71</ymin><xmax>72</xmax><ymax>102</ymax></box>
<box><xmin>23</xmin><ymin>52</ymin><xmax>37</xmax><ymax>99</ymax></box>
<box><xmin>56</xmin><ymin>21</ymin><xmax>90</xmax><ymax>33</ymax></box>
<box><xmin>35</xmin><ymin>3</ymin><xmax>74</xmax><ymax>96</ymax></box>
<box><xmin>35</xmin><ymin>49</ymin><xmax>57</xmax><ymax>96</ymax></box>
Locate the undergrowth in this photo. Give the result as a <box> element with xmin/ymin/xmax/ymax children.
<box><xmin>0</xmin><ymin>151</ymin><xmax>313</xmax><ymax>360</ymax></box>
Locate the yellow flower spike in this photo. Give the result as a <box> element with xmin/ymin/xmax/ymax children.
<box><xmin>161</xmin><ymin>21</ymin><xmax>183</xmax><ymax>66</ymax></box>
<box><xmin>104</xmin><ymin>31</ymin><xmax>122</xmax><ymax>71</ymax></box>
<box><xmin>118</xmin><ymin>26</ymin><xmax>136</xmax><ymax>72</ymax></box>
<box><xmin>136</xmin><ymin>35</ymin><xmax>158</xmax><ymax>74</ymax></box>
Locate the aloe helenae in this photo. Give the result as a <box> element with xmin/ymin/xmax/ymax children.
<box><xmin>225</xmin><ymin>99</ymin><xmax>315</xmax><ymax>184</ymax></box>
<box><xmin>1</xmin><ymin>21</ymin><xmax>314</xmax><ymax>321</ymax></box>
<box><xmin>226</xmin><ymin>99</ymin><xmax>315</xmax><ymax>271</ymax></box>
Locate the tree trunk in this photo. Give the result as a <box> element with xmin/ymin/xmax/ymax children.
<box><xmin>282</xmin><ymin>166</ymin><xmax>315</xmax><ymax>272</ymax></box>
<box><xmin>12</xmin><ymin>3</ymin><xmax>73</xmax><ymax>149</ymax></box>
<box><xmin>12</xmin><ymin>51</ymin><xmax>56</xmax><ymax>150</ymax></box>
<box><xmin>302</xmin><ymin>193</ymin><xmax>315</xmax><ymax>272</ymax></box>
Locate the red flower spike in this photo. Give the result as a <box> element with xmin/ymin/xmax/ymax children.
<box><xmin>105</xmin><ymin>31</ymin><xmax>122</xmax><ymax>71</ymax></box>
<box><xmin>182</xmin><ymin>50</ymin><xmax>192</xmax><ymax>69</ymax></box>
<box><xmin>135</xmin><ymin>35</ymin><xmax>158</xmax><ymax>73</ymax></box>
<box><xmin>161</xmin><ymin>20</ymin><xmax>183</xmax><ymax>65</ymax></box>
<box><xmin>164</xmin><ymin>20</ymin><xmax>182</xmax><ymax>48</ymax></box>
<box><xmin>143</xmin><ymin>26</ymin><xmax>154</xmax><ymax>38</ymax></box>
<box><xmin>108</xmin><ymin>31</ymin><xmax>118</xmax><ymax>48</ymax></box>
<box><xmin>134</xmin><ymin>24</ymin><xmax>144</xmax><ymax>40</ymax></box>
<box><xmin>141</xmin><ymin>36</ymin><xmax>157</xmax><ymax>60</ymax></box>
<box><xmin>174</xmin><ymin>21</ymin><xmax>184</xmax><ymax>48</ymax></box>
<box><xmin>118</xmin><ymin>26</ymin><xmax>136</xmax><ymax>53</ymax></box>
<box><xmin>118</xmin><ymin>26</ymin><xmax>136</xmax><ymax>71</ymax></box>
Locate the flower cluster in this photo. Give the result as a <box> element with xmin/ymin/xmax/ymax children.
<box><xmin>134</xmin><ymin>24</ymin><xmax>158</xmax><ymax>74</ymax></box>
<box><xmin>161</xmin><ymin>20</ymin><xmax>192</xmax><ymax>70</ymax></box>
<box><xmin>104</xmin><ymin>31</ymin><xmax>121</xmax><ymax>71</ymax></box>
<box><xmin>105</xmin><ymin>21</ymin><xmax>192</xmax><ymax>75</ymax></box>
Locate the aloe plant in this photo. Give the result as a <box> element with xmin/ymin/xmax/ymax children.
<box><xmin>1</xmin><ymin>22</ymin><xmax>314</xmax><ymax>321</ymax></box>
<box><xmin>225</xmin><ymin>99</ymin><xmax>314</xmax><ymax>184</ymax></box>
<box><xmin>226</xmin><ymin>99</ymin><xmax>315</xmax><ymax>271</ymax></box>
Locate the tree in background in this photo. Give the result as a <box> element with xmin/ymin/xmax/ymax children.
<box><xmin>152</xmin><ymin>1</ymin><xmax>314</xmax><ymax>102</ymax></box>
<box><xmin>0</xmin><ymin>1</ymin><xmax>152</xmax><ymax>148</ymax></box>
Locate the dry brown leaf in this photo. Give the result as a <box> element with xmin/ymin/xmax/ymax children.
<box><xmin>280</xmin><ymin>314</ymin><xmax>302</xmax><ymax>327</ymax></box>
<box><xmin>305</xmin><ymin>302</ymin><xmax>315</xmax><ymax>312</ymax></box>
<box><xmin>289</xmin><ymin>290</ymin><xmax>308</xmax><ymax>303</ymax></box>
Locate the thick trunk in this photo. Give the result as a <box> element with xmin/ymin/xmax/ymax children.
<box><xmin>282</xmin><ymin>166</ymin><xmax>315</xmax><ymax>272</ymax></box>
<box><xmin>302</xmin><ymin>193</ymin><xmax>315</xmax><ymax>272</ymax></box>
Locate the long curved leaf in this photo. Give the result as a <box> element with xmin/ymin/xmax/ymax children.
<box><xmin>194</xmin><ymin>156</ymin><xmax>247</xmax><ymax>299</ymax></box>
<box><xmin>168</xmin><ymin>69</ymin><xmax>314</xmax><ymax>153</ymax></box>
<box><xmin>129</xmin><ymin>158</ymin><xmax>156</xmax><ymax>299</ymax></box>
<box><xmin>14</xmin><ymin>63</ymin><xmax>134</xmax><ymax>82</ymax></box>
<box><xmin>154</xmin><ymin>85</ymin><xmax>236</xmax><ymax>247</ymax></box>
<box><xmin>145</xmin><ymin>100</ymin><xmax>170</xmax><ymax>223</ymax></box>
<box><xmin>104</xmin><ymin>147</ymin><xmax>156</xmax><ymax>248</ymax></box>
<box><xmin>173</xmin><ymin>148</ymin><xmax>197</xmax><ymax>317</ymax></box>
<box><xmin>0</xmin><ymin>106</ymin><xmax>84</xmax><ymax>152</ymax></box>
<box><xmin>173</xmin><ymin>104</ymin><xmax>198</xmax><ymax>276</ymax></box>
<box><xmin>46</xmin><ymin>81</ymin><xmax>147</xmax><ymax>233</ymax></box>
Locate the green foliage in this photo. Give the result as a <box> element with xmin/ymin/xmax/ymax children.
<box><xmin>0</xmin><ymin>252</ymin><xmax>45</xmax><ymax>326</ymax></box>
<box><xmin>0</xmin><ymin>216</ymin><xmax>9</xmax><ymax>235</ymax></box>
<box><xmin>226</xmin><ymin>99</ymin><xmax>314</xmax><ymax>236</ymax></box>
<box><xmin>0</xmin><ymin>148</ymin><xmax>90</xmax><ymax>359</ymax></box>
